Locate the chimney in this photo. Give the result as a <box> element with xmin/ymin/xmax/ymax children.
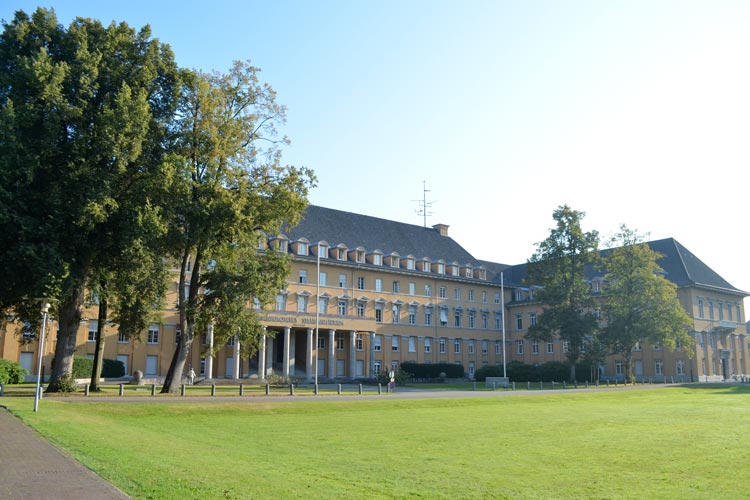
<box><xmin>432</xmin><ymin>223</ymin><xmax>449</xmax><ymax>236</ymax></box>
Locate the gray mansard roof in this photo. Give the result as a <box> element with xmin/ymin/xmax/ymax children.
<box><xmin>286</xmin><ymin>205</ymin><xmax>483</xmax><ymax>266</ymax></box>
<box><xmin>496</xmin><ymin>238</ymin><xmax>746</xmax><ymax>296</ymax></box>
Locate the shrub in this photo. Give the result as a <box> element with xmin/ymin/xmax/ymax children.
<box><xmin>400</xmin><ymin>362</ymin><xmax>464</xmax><ymax>379</ymax></box>
<box><xmin>70</xmin><ymin>356</ymin><xmax>125</xmax><ymax>379</ymax></box>
<box><xmin>57</xmin><ymin>373</ymin><xmax>78</xmax><ymax>393</ymax></box>
<box><xmin>539</xmin><ymin>361</ymin><xmax>569</xmax><ymax>382</ymax></box>
<box><xmin>0</xmin><ymin>359</ymin><xmax>27</xmax><ymax>385</ymax></box>
<box><xmin>473</xmin><ymin>364</ymin><xmax>504</xmax><ymax>382</ymax></box>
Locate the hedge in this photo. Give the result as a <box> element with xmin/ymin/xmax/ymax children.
<box><xmin>0</xmin><ymin>359</ymin><xmax>26</xmax><ymax>384</ymax></box>
<box><xmin>476</xmin><ymin>360</ymin><xmax>586</xmax><ymax>383</ymax></box>
<box><xmin>71</xmin><ymin>356</ymin><xmax>125</xmax><ymax>379</ymax></box>
<box><xmin>400</xmin><ymin>362</ymin><xmax>464</xmax><ymax>379</ymax></box>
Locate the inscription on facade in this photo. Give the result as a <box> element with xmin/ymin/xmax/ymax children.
<box><xmin>262</xmin><ymin>315</ymin><xmax>345</xmax><ymax>326</ymax></box>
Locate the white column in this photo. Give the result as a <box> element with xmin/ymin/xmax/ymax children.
<box><xmin>328</xmin><ymin>329</ymin><xmax>336</xmax><ymax>379</ymax></box>
<box><xmin>258</xmin><ymin>330</ymin><xmax>266</xmax><ymax>379</ymax></box>
<box><xmin>232</xmin><ymin>335</ymin><xmax>240</xmax><ymax>379</ymax></box>
<box><xmin>349</xmin><ymin>330</ymin><xmax>357</xmax><ymax>379</ymax></box>
<box><xmin>289</xmin><ymin>330</ymin><xmax>296</xmax><ymax>376</ymax></box>
<box><xmin>205</xmin><ymin>323</ymin><xmax>214</xmax><ymax>379</ymax></box>
<box><xmin>306</xmin><ymin>328</ymin><xmax>314</xmax><ymax>382</ymax></box>
<box><xmin>267</xmin><ymin>335</ymin><xmax>274</xmax><ymax>375</ymax></box>
<box><xmin>283</xmin><ymin>327</ymin><xmax>291</xmax><ymax>379</ymax></box>
<box><xmin>369</xmin><ymin>331</ymin><xmax>376</xmax><ymax>378</ymax></box>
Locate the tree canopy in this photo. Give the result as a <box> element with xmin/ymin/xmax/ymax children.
<box><xmin>0</xmin><ymin>8</ymin><xmax>181</xmax><ymax>390</ymax></box>
<box><xmin>600</xmin><ymin>226</ymin><xmax>693</xmax><ymax>381</ymax></box>
<box><xmin>525</xmin><ymin>205</ymin><xmax>600</xmax><ymax>381</ymax></box>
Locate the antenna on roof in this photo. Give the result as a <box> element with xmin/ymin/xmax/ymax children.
<box><xmin>414</xmin><ymin>180</ymin><xmax>435</xmax><ymax>227</ymax></box>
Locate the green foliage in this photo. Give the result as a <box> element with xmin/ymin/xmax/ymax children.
<box><xmin>70</xmin><ymin>356</ymin><xmax>125</xmax><ymax>379</ymax></box>
<box><xmin>525</xmin><ymin>205</ymin><xmax>600</xmax><ymax>379</ymax></box>
<box><xmin>473</xmin><ymin>364</ymin><xmax>504</xmax><ymax>382</ymax></box>
<box><xmin>600</xmin><ymin>226</ymin><xmax>693</xmax><ymax>382</ymax></box>
<box><xmin>499</xmin><ymin>360</ymin><xmax>581</xmax><ymax>382</ymax></box>
<box><xmin>400</xmin><ymin>362</ymin><xmax>464</xmax><ymax>379</ymax></box>
<box><xmin>56</xmin><ymin>374</ymin><xmax>78</xmax><ymax>393</ymax></box>
<box><xmin>0</xmin><ymin>358</ymin><xmax>27</xmax><ymax>384</ymax></box>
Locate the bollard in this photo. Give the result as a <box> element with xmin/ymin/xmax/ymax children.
<box><xmin>314</xmin><ymin>383</ymin><xmax>319</xmax><ymax>395</ymax></box>
<box><xmin>563</xmin><ymin>381</ymin><xmax>567</xmax><ymax>390</ymax></box>
<box><xmin>615</xmin><ymin>379</ymin><xmax>618</xmax><ymax>387</ymax></box>
<box><xmin>265</xmin><ymin>383</ymin><xmax>270</xmax><ymax>395</ymax></box>
<box><xmin>574</xmin><ymin>380</ymin><xmax>577</xmax><ymax>389</ymax></box>
<box><xmin>358</xmin><ymin>384</ymin><xmax>363</xmax><ymax>395</ymax></box>
<box><xmin>539</xmin><ymin>381</ymin><xmax>543</xmax><ymax>390</ymax></box>
<box><xmin>552</xmin><ymin>381</ymin><xmax>556</xmax><ymax>389</ymax></box>
<box><xmin>211</xmin><ymin>384</ymin><xmax>216</xmax><ymax>396</ymax></box>
<box><xmin>151</xmin><ymin>383</ymin><xmax>156</xmax><ymax>396</ymax></box>
<box><xmin>527</xmin><ymin>381</ymin><xmax>530</xmax><ymax>390</ymax></box>
<box><xmin>289</xmin><ymin>384</ymin><xmax>294</xmax><ymax>396</ymax></box>
<box><xmin>181</xmin><ymin>384</ymin><xmax>185</xmax><ymax>397</ymax></box>
<box><xmin>0</xmin><ymin>382</ymin><xmax>3</xmax><ymax>397</ymax></box>
<box><xmin>606</xmin><ymin>380</ymin><xmax>609</xmax><ymax>387</ymax></box>
<box><xmin>119</xmin><ymin>384</ymin><xmax>124</xmax><ymax>397</ymax></box>
<box><xmin>85</xmin><ymin>383</ymin><xmax>90</xmax><ymax>397</ymax></box>
<box><xmin>512</xmin><ymin>382</ymin><xmax>516</xmax><ymax>391</ymax></box>
<box><xmin>378</xmin><ymin>383</ymin><xmax>382</xmax><ymax>395</ymax></box>
<box><xmin>492</xmin><ymin>382</ymin><xmax>496</xmax><ymax>391</ymax></box>
<box><xmin>473</xmin><ymin>381</ymin><xmax>476</xmax><ymax>391</ymax></box>
<box><xmin>239</xmin><ymin>384</ymin><xmax>244</xmax><ymax>396</ymax></box>
<box><xmin>337</xmin><ymin>384</ymin><xmax>342</xmax><ymax>395</ymax></box>
<box><xmin>586</xmin><ymin>381</ymin><xmax>589</xmax><ymax>388</ymax></box>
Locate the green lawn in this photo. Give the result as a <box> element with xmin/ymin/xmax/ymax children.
<box><xmin>2</xmin><ymin>385</ymin><xmax>748</xmax><ymax>499</ymax></box>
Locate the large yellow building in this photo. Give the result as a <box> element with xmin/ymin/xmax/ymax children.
<box><xmin>1</xmin><ymin>206</ymin><xmax>747</xmax><ymax>383</ymax></box>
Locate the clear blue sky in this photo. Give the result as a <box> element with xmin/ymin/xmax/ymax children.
<box><xmin>4</xmin><ymin>1</ymin><xmax>750</xmax><ymax>305</ymax></box>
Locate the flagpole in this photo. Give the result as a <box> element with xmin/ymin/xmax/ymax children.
<box><xmin>501</xmin><ymin>272</ymin><xmax>506</xmax><ymax>378</ymax></box>
<box><xmin>315</xmin><ymin>250</ymin><xmax>320</xmax><ymax>388</ymax></box>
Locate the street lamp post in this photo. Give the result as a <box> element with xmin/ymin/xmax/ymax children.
<box><xmin>33</xmin><ymin>301</ymin><xmax>51</xmax><ymax>412</ymax></box>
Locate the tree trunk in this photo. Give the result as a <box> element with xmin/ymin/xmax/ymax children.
<box><xmin>90</xmin><ymin>289</ymin><xmax>108</xmax><ymax>391</ymax></box>
<box><xmin>162</xmin><ymin>330</ymin><xmax>193</xmax><ymax>393</ymax></box>
<box><xmin>46</xmin><ymin>282</ymin><xmax>85</xmax><ymax>392</ymax></box>
<box><xmin>624</xmin><ymin>351</ymin><xmax>633</xmax><ymax>385</ymax></box>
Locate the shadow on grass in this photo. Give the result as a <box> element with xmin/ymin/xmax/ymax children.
<box><xmin>676</xmin><ymin>383</ymin><xmax>750</xmax><ymax>394</ymax></box>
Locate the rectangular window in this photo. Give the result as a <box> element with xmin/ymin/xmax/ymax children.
<box><xmin>482</xmin><ymin>291</ymin><xmax>487</xmax><ymax>303</ymax></box>
<box><xmin>338</xmin><ymin>299</ymin><xmax>347</xmax><ymax>316</ymax></box>
<box><xmin>676</xmin><ymin>360</ymin><xmax>685</xmax><ymax>375</ymax></box>
<box><xmin>339</xmin><ymin>274</ymin><xmax>347</xmax><ymax>288</ymax></box>
<box><xmin>275</xmin><ymin>294</ymin><xmax>286</xmax><ymax>311</ymax></box>
<box><xmin>373</xmin><ymin>254</ymin><xmax>382</xmax><ymax>266</ymax></box>
<box><xmin>319</xmin><ymin>272</ymin><xmax>327</xmax><ymax>286</ymax></box>
<box><xmin>299</xmin><ymin>269</ymin><xmax>308</xmax><ymax>284</ymax></box>
<box><xmin>375</xmin><ymin>279</ymin><xmax>382</xmax><ymax>292</ymax></box>
<box><xmin>425</xmin><ymin>284</ymin><xmax>432</xmax><ymax>297</ymax></box>
<box><xmin>375</xmin><ymin>307</ymin><xmax>383</xmax><ymax>323</ymax></box>
<box><xmin>87</xmin><ymin>321</ymin><xmax>98</xmax><ymax>342</ymax></box>
<box><xmin>357</xmin><ymin>302</ymin><xmax>366</xmax><ymax>317</ymax></box>
<box><xmin>392</xmin><ymin>336</ymin><xmax>399</xmax><ymax>352</ymax></box>
<box><xmin>616</xmin><ymin>361</ymin><xmax>624</xmax><ymax>375</ymax></box>
<box><xmin>718</xmin><ymin>301</ymin><xmax>724</xmax><ymax>321</ymax></box>
<box><xmin>698</xmin><ymin>298</ymin><xmax>704</xmax><ymax>319</ymax></box>
<box><xmin>454</xmin><ymin>288</ymin><xmax>461</xmax><ymax>300</ymax></box>
<box><xmin>468</xmin><ymin>311</ymin><xmax>476</xmax><ymax>328</ymax></box>
<box><xmin>439</xmin><ymin>338</ymin><xmax>446</xmax><ymax>354</ymax></box>
<box><xmin>708</xmin><ymin>299</ymin><xmax>714</xmax><ymax>320</ymax></box>
<box><xmin>373</xmin><ymin>361</ymin><xmax>381</xmax><ymax>376</ymax></box>
<box><xmin>409</xmin><ymin>336</ymin><xmax>416</xmax><ymax>352</ymax></box>
<box><xmin>563</xmin><ymin>340</ymin><xmax>569</xmax><ymax>353</ymax></box>
<box><xmin>494</xmin><ymin>293</ymin><xmax>501</xmax><ymax>304</ymax></box>
<box><xmin>357</xmin><ymin>276</ymin><xmax>365</xmax><ymax>290</ymax></box>
<box><xmin>439</xmin><ymin>286</ymin><xmax>446</xmax><ymax>299</ymax></box>
<box><xmin>175</xmin><ymin>327</ymin><xmax>181</xmax><ymax>344</ymax></box>
<box><xmin>118</xmin><ymin>332</ymin><xmax>127</xmax><ymax>343</ymax></box>
<box><xmin>374</xmin><ymin>335</ymin><xmax>382</xmax><ymax>351</ymax></box>
<box><xmin>409</xmin><ymin>306</ymin><xmax>416</xmax><ymax>325</ymax></box>
<box><xmin>392</xmin><ymin>304</ymin><xmax>401</xmax><ymax>324</ymax></box>
<box><xmin>145</xmin><ymin>355</ymin><xmax>158</xmax><ymax>376</ymax></box>
<box><xmin>495</xmin><ymin>313</ymin><xmax>502</xmax><ymax>330</ymax></box>
<box><xmin>495</xmin><ymin>341</ymin><xmax>500</xmax><ymax>355</ymax></box>
<box><xmin>468</xmin><ymin>340</ymin><xmax>475</xmax><ymax>354</ymax></box>
<box><xmin>468</xmin><ymin>290</ymin><xmax>474</xmax><ymax>301</ymax></box>
<box><xmin>297</xmin><ymin>295</ymin><xmax>308</xmax><ymax>313</ymax></box>
<box><xmin>454</xmin><ymin>339</ymin><xmax>461</xmax><ymax>354</ymax></box>
<box><xmin>728</xmin><ymin>303</ymin><xmax>733</xmax><ymax>321</ymax></box>
<box><xmin>318</xmin><ymin>297</ymin><xmax>328</xmax><ymax>315</ymax></box>
<box><xmin>655</xmin><ymin>359</ymin><xmax>664</xmax><ymax>375</ymax></box>
<box><xmin>424</xmin><ymin>337</ymin><xmax>432</xmax><ymax>353</ymax></box>
<box><xmin>516</xmin><ymin>314</ymin><xmax>523</xmax><ymax>331</ymax></box>
<box><xmin>337</xmin><ymin>334</ymin><xmax>345</xmax><ymax>350</ymax></box>
<box><xmin>532</xmin><ymin>340</ymin><xmax>539</xmax><ymax>354</ymax></box>
<box><xmin>440</xmin><ymin>308</ymin><xmax>448</xmax><ymax>326</ymax></box>
<box><xmin>530</xmin><ymin>312</ymin><xmax>537</xmax><ymax>326</ymax></box>
<box><xmin>547</xmin><ymin>341</ymin><xmax>553</xmax><ymax>354</ymax></box>
<box><xmin>356</xmin><ymin>334</ymin><xmax>364</xmax><ymax>350</ymax></box>
<box><xmin>409</xmin><ymin>282</ymin><xmax>416</xmax><ymax>295</ymax></box>
<box><xmin>317</xmin><ymin>336</ymin><xmax>325</xmax><ymax>349</ymax></box>
<box><xmin>517</xmin><ymin>340</ymin><xmax>524</xmax><ymax>355</ymax></box>
<box><xmin>393</xmin><ymin>281</ymin><xmax>400</xmax><ymax>293</ymax></box>
<box><xmin>147</xmin><ymin>325</ymin><xmax>160</xmax><ymax>344</ymax></box>
<box><xmin>454</xmin><ymin>310</ymin><xmax>461</xmax><ymax>327</ymax></box>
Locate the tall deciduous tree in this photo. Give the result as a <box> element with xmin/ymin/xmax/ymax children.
<box><xmin>525</xmin><ymin>205</ymin><xmax>600</xmax><ymax>381</ymax></box>
<box><xmin>161</xmin><ymin>61</ymin><xmax>314</xmax><ymax>393</ymax></box>
<box><xmin>600</xmin><ymin>226</ymin><xmax>693</xmax><ymax>382</ymax></box>
<box><xmin>0</xmin><ymin>8</ymin><xmax>180</xmax><ymax>391</ymax></box>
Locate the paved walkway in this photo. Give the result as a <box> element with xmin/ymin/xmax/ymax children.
<box><xmin>0</xmin><ymin>406</ymin><xmax>130</xmax><ymax>500</ymax></box>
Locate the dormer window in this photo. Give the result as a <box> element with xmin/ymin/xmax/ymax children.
<box><xmin>591</xmin><ymin>280</ymin><xmax>601</xmax><ymax>293</ymax></box>
<box><xmin>421</xmin><ymin>258</ymin><xmax>431</xmax><ymax>272</ymax></box>
<box><xmin>464</xmin><ymin>266</ymin><xmax>473</xmax><ymax>278</ymax></box>
<box><xmin>349</xmin><ymin>247</ymin><xmax>366</xmax><ymax>263</ymax></box>
<box><xmin>374</xmin><ymin>254</ymin><xmax>382</xmax><ymax>265</ymax></box>
<box><xmin>386</xmin><ymin>253</ymin><xmax>400</xmax><ymax>268</ymax></box>
<box><xmin>515</xmin><ymin>290</ymin><xmax>523</xmax><ymax>301</ymax></box>
<box><xmin>333</xmin><ymin>244</ymin><xmax>348</xmax><ymax>261</ymax></box>
<box><xmin>298</xmin><ymin>242</ymin><xmax>308</xmax><ymax>256</ymax></box>
<box><xmin>451</xmin><ymin>264</ymin><xmax>459</xmax><ymax>277</ymax></box>
<box><xmin>315</xmin><ymin>243</ymin><xmax>329</xmax><ymax>259</ymax></box>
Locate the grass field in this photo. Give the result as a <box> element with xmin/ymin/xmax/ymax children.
<box><xmin>2</xmin><ymin>385</ymin><xmax>748</xmax><ymax>499</ymax></box>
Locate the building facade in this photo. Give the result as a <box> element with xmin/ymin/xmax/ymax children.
<box><xmin>1</xmin><ymin>206</ymin><xmax>747</xmax><ymax>383</ymax></box>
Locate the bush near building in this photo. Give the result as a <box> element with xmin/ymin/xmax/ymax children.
<box><xmin>475</xmin><ymin>361</ymin><xmax>575</xmax><ymax>383</ymax></box>
<box><xmin>400</xmin><ymin>362</ymin><xmax>465</xmax><ymax>380</ymax></box>
<box><xmin>0</xmin><ymin>359</ymin><xmax>26</xmax><ymax>385</ymax></box>
<box><xmin>70</xmin><ymin>357</ymin><xmax>126</xmax><ymax>379</ymax></box>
